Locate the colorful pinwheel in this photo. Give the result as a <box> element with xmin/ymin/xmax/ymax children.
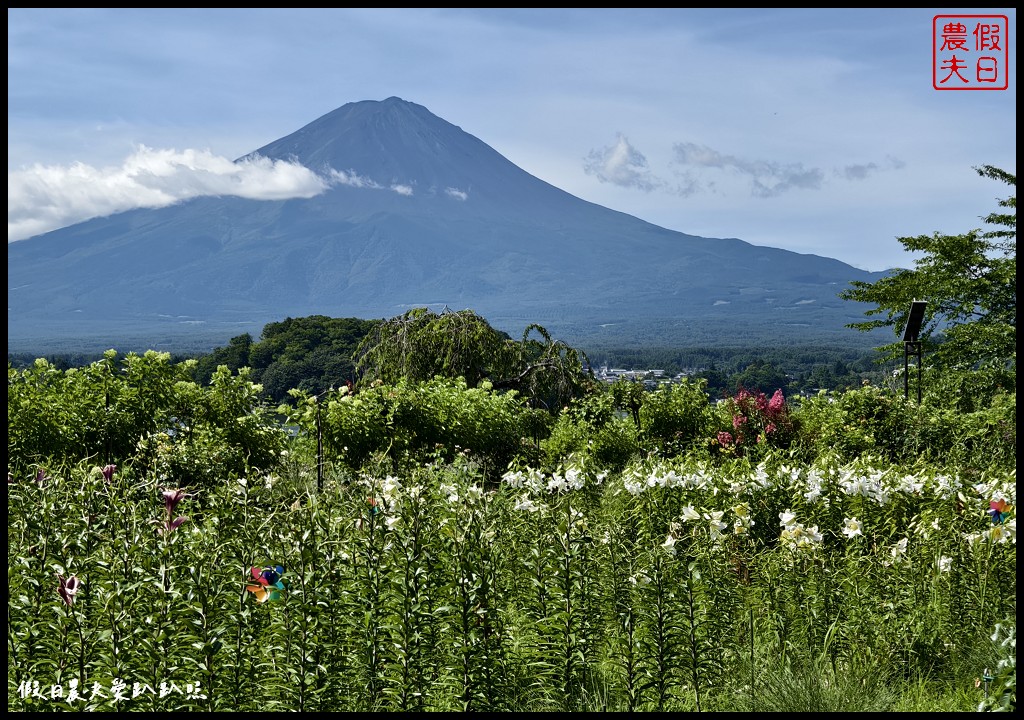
<box><xmin>987</xmin><ymin>499</ymin><xmax>1012</xmax><ymax>525</ymax></box>
<box><xmin>245</xmin><ymin>565</ymin><xmax>286</xmax><ymax>602</ymax></box>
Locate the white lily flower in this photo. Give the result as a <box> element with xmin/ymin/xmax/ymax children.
<box><xmin>681</xmin><ymin>505</ymin><xmax>701</xmax><ymax>522</ymax></box>
<box><xmin>842</xmin><ymin>517</ymin><xmax>863</xmax><ymax>538</ymax></box>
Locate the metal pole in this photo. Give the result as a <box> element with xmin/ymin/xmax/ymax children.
<box><xmin>904</xmin><ymin>341</ymin><xmax>922</xmax><ymax>402</ymax></box>
<box><xmin>904</xmin><ymin>343</ymin><xmax>910</xmax><ymax>400</ymax></box>
<box><xmin>316</xmin><ymin>398</ymin><xmax>323</xmax><ymax>492</ymax></box>
<box><xmin>915</xmin><ymin>342</ymin><xmax>923</xmax><ymax>404</ymax></box>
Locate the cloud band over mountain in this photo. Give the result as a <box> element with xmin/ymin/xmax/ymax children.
<box><xmin>7</xmin><ymin>147</ymin><xmax>328</xmax><ymax>243</ymax></box>
<box><xmin>8</xmin><ymin>145</ymin><xmax>475</xmax><ymax>243</ymax></box>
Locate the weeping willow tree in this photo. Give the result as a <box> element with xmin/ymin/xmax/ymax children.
<box><xmin>352</xmin><ymin>307</ymin><xmax>595</xmax><ymax>412</ymax></box>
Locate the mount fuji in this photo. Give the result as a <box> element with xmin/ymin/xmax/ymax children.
<box><xmin>7</xmin><ymin>97</ymin><xmax>890</xmax><ymax>354</ymax></box>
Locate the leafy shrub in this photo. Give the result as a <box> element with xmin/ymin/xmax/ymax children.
<box><xmin>922</xmin><ymin>365</ymin><xmax>1016</xmax><ymax>414</ymax></box>
<box><xmin>542</xmin><ymin>410</ymin><xmax>639</xmax><ymax>473</ymax></box>
<box><xmin>8</xmin><ymin>352</ymin><xmax>287</xmax><ymax>490</ymax></box>
<box><xmin>790</xmin><ymin>385</ymin><xmax>915</xmax><ymax>464</ymax></box>
<box><xmin>134</xmin><ymin>366</ymin><xmax>287</xmax><ymax>488</ymax></box>
<box><xmin>790</xmin><ymin>384</ymin><xmax>1016</xmax><ymax>471</ymax></box>
<box><xmin>309</xmin><ymin>377</ymin><xmax>541</xmax><ymax>480</ymax></box>
<box><xmin>929</xmin><ymin>389</ymin><xmax>1016</xmax><ymax>472</ymax></box>
<box><xmin>7</xmin><ymin>350</ymin><xmax>188</xmax><ymax>474</ymax></box>
<box><xmin>9</xmin><ymin>350</ymin><xmax>288</xmax><ymax>487</ymax></box>
<box><xmin>636</xmin><ymin>379</ymin><xmax>715</xmax><ymax>457</ymax></box>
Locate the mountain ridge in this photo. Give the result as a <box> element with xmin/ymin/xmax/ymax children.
<box><xmin>8</xmin><ymin>96</ymin><xmax>892</xmax><ymax>354</ymax></box>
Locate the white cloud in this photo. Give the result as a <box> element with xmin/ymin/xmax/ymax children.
<box><xmin>7</xmin><ymin>148</ymin><xmax>430</xmax><ymax>242</ymax></box>
<box><xmin>837</xmin><ymin>155</ymin><xmax>905</xmax><ymax>181</ymax></box>
<box><xmin>583</xmin><ymin>133</ymin><xmax>662</xmax><ymax>192</ymax></box>
<box><xmin>584</xmin><ymin>135</ymin><xmax>900</xmax><ymax>203</ymax></box>
<box><xmin>327</xmin><ymin>169</ymin><xmax>415</xmax><ymax>197</ymax></box>
<box><xmin>328</xmin><ymin>168</ymin><xmax>381</xmax><ymax>188</ymax></box>
<box><xmin>672</xmin><ymin>142</ymin><xmax>825</xmax><ymax>198</ymax></box>
<box><xmin>445</xmin><ymin>187</ymin><xmax>468</xmax><ymax>200</ymax></box>
<box><xmin>8</xmin><ymin>146</ymin><xmax>328</xmax><ymax>242</ymax></box>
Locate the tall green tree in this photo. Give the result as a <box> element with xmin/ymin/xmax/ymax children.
<box><xmin>839</xmin><ymin>165</ymin><xmax>1015</xmax><ymax>384</ymax></box>
<box><xmin>187</xmin><ymin>317</ymin><xmax>378</xmax><ymax>403</ymax></box>
<box><xmin>729</xmin><ymin>359</ymin><xmax>792</xmax><ymax>397</ymax></box>
<box><xmin>248</xmin><ymin>315</ymin><xmax>377</xmax><ymax>401</ymax></box>
<box><xmin>189</xmin><ymin>333</ymin><xmax>253</xmax><ymax>385</ymax></box>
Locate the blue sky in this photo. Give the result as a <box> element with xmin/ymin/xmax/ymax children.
<box><xmin>7</xmin><ymin>8</ymin><xmax>1016</xmax><ymax>271</ymax></box>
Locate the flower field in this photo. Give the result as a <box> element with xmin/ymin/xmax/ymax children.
<box><xmin>8</xmin><ymin>454</ymin><xmax>1015</xmax><ymax>711</ymax></box>
<box><xmin>7</xmin><ymin>352</ymin><xmax>1016</xmax><ymax>711</ymax></box>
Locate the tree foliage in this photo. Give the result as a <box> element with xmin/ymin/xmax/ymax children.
<box><xmin>189</xmin><ymin>333</ymin><xmax>253</xmax><ymax>383</ymax></box>
<box><xmin>729</xmin><ymin>360</ymin><xmax>793</xmax><ymax>399</ymax></box>
<box><xmin>496</xmin><ymin>322</ymin><xmax>596</xmax><ymax>412</ymax></box>
<box><xmin>354</xmin><ymin>308</ymin><xmax>515</xmax><ymax>387</ymax></box>
<box><xmin>249</xmin><ymin>315</ymin><xmax>378</xmax><ymax>400</ymax></box>
<box><xmin>188</xmin><ymin>316</ymin><xmax>378</xmax><ymax>403</ymax></box>
<box><xmin>353</xmin><ymin>307</ymin><xmax>595</xmax><ymax>412</ymax></box>
<box><xmin>839</xmin><ymin>165</ymin><xmax>1015</xmax><ymax>385</ymax></box>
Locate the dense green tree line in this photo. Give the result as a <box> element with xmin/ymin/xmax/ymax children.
<box><xmin>7</xmin><ymin>341</ymin><xmax>885</xmax><ymax>404</ymax></box>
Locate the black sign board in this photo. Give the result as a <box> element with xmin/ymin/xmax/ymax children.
<box><xmin>902</xmin><ymin>301</ymin><xmax>927</xmax><ymax>342</ymax></box>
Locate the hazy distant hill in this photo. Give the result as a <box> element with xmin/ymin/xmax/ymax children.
<box><xmin>7</xmin><ymin>97</ymin><xmax>891</xmax><ymax>355</ymax></box>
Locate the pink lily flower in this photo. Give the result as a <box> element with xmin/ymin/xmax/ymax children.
<box><xmin>57</xmin><ymin>573</ymin><xmax>82</xmax><ymax>606</ymax></box>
